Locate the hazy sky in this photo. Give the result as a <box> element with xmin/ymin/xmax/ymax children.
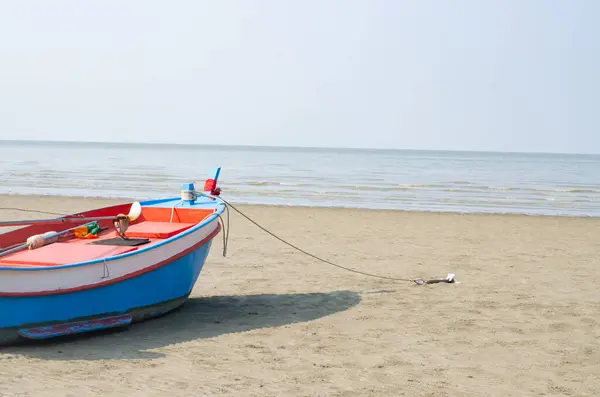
<box><xmin>0</xmin><ymin>1</ymin><xmax>598</xmax><ymax>153</ymax></box>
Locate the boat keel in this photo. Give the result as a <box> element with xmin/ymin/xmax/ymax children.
<box><xmin>17</xmin><ymin>315</ymin><xmax>132</xmax><ymax>340</ymax></box>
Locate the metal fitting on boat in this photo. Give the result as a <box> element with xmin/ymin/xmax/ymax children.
<box><xmin>181</xmin><ymin>183</ymin><xmax>197</xmax><ymax>202</ymax></box>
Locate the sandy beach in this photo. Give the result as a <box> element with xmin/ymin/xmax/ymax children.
<box><xmin>1</xmin><ymin>195</ymin><xmax>599</xmax><ymax>397</ymax></box>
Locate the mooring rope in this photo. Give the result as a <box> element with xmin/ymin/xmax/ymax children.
<box><xmin>200</xmin><ymin>192</ymin><xmax>423</xmax><ymax>283</ymax></box>
<box><xmin>215</xmin><ymin>203</ymin><xmax>230</xmax><ymax>257</ymax></box>
<box><xmin>1</xmin><ymin>195</ymin><xmax>455</xmax><ymax>285</ymax></box>
<box><xmin>0</xmin><ymin>207</ymin><xmax>68</xmax><ymax>217</ymax></box>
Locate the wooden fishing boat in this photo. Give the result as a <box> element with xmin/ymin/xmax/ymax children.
<box><xmin>0</xmin><ymin>168</ymin><xmax>225</xmax><ymax>344</ymax></box>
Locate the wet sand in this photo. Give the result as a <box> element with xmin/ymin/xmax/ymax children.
<box><xmin>1</xmin><ymin>195</ymin><xmax>599</xmax><ymax>396</ymax></box>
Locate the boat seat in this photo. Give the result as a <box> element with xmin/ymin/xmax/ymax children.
<box><xmin>0</xmin><ymin>243</ymin><xmax>138</xmax><ymax>267</ymax></box>
<box><xmin>117</xmin><ymin>221</ymin><xmax>195</xmax><ymax>239</ymax></box>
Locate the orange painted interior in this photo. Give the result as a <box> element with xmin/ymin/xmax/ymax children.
<box><xmin>113</xmin><ymin>221</ymin><xmax>195</xmax><ymax>239</ymax></box>
<box><xmin>137</xmin><ymin>207</ymin><xmax>215</xmax><ymax>224</ymax></box>
<box><xmin>0</xmin><ymin>243</ymin><xmax>138</xmax><ymax>267</ymax></box>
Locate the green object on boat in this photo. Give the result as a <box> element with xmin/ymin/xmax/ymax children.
<box><xmin>88</xmin><ymin>222</ymin><xmax>101</xmax><ymax>235</ymax></box>
<box><xmin>74</xmin><ymin>221</ymin><xmax>101</xmax><ymax>238</ymax></box>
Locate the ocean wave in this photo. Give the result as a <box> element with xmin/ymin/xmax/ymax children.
<box><xmin>227</xmin><ymin>181</ymin><xmax>317</xmax><ymax>188</ymax></box>
<box><xmin>559</xmin><ymin>189</ymin><xmax>600</xmax><ymax>193</ymax></box>
<box><xmin>237</xmin><ymin>181</ymin><xmax>285</xmax><ymax>187</ymax></box>
<box><xmin>3</xmin><ymin>142</ymin><xmax>600</xmax><ymax>217</ymax></box>
<box><xmin>532</xmin><ymin>188</ymin><xmax>600</xmax><ymax>194</ymax></box>
<box><xmin>450</xmin><ymin>181</ymin><xmax>474</xmax><ymax>185</ymax></box>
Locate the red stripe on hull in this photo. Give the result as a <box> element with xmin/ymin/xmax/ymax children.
<box><xmin>0</xmin><ymin>223</ymin><xmax>221</xmax><ymax>297</ymax></box>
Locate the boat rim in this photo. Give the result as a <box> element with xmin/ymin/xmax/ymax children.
<box><xmin>0</xmin><ymin>198</ymin><xmax>226</xmax><ymax>272</ymax></box>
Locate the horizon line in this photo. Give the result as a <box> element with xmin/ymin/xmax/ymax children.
<box><xmin>1</xmin><ymin>138</ymin><xmax>598</xmax><ymax>156</ymax></box>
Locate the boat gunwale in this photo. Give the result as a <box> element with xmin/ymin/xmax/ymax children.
<box><xmin>0</xmin><ymin>198</ymin><xmax>225</xmax><ymax>272</ymax></box>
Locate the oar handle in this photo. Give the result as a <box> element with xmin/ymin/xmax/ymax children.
<box><xmin>0</xmin><ymin>214</ymin><xmax>130</xmax><ymax>228</ymax></box>
<box><xmin>0</xmin><ymin>202</ymin><xmax>141</xmax><ymax>228</ymax></box>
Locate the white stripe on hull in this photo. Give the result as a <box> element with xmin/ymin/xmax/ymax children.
<box><xmin>0</xmin><ymin>219</ymin><xmax>219</xmax><ymax>294</ymax></box>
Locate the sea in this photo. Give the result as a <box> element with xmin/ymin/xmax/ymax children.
<box><xmin>1</xmin><ymin>140</ymin><xmax>599</xmax><ymax>217</ymax></box>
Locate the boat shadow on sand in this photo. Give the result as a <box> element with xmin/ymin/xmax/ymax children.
<box><xmin>2</xmin><ymin>290</ymin><xmax>360</xmax><ymax>361</ymax></box>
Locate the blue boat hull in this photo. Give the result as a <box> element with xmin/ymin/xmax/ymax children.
<box><xmin>0</xmin><ymin>239</ymin><xmax>214</xmax><ymax>345</ymax></box>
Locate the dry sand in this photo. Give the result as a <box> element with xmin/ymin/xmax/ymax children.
<box><xmin>1</xmin><ymin>195</ymin><xmax>599</xmax><ymax>396</ymax></box>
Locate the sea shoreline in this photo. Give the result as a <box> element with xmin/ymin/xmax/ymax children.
<box><xmin>4</xmin><ymin>141</ymin><xmax>600</xmax><ymax>218</ymax></box>
<box><xmin>0</xmin><ymin>193</ymin><xmax>598</xmax><ymax>220</ymax></box>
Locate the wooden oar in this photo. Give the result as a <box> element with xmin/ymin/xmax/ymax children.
<box><xmin>0</xmin><ymin>222</ymin><xmax>99</xmax><ymax>259</ymax></box>
<box><xmin>0</xmin><ymin>202</ymin><xmax>142</xmax><ymax>228</ymax></box>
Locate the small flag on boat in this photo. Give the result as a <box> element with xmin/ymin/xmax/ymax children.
<box><xmin>73</xmin><ymin>222</ymin><xmax>101</xmax><ymax>239</ymax></box>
